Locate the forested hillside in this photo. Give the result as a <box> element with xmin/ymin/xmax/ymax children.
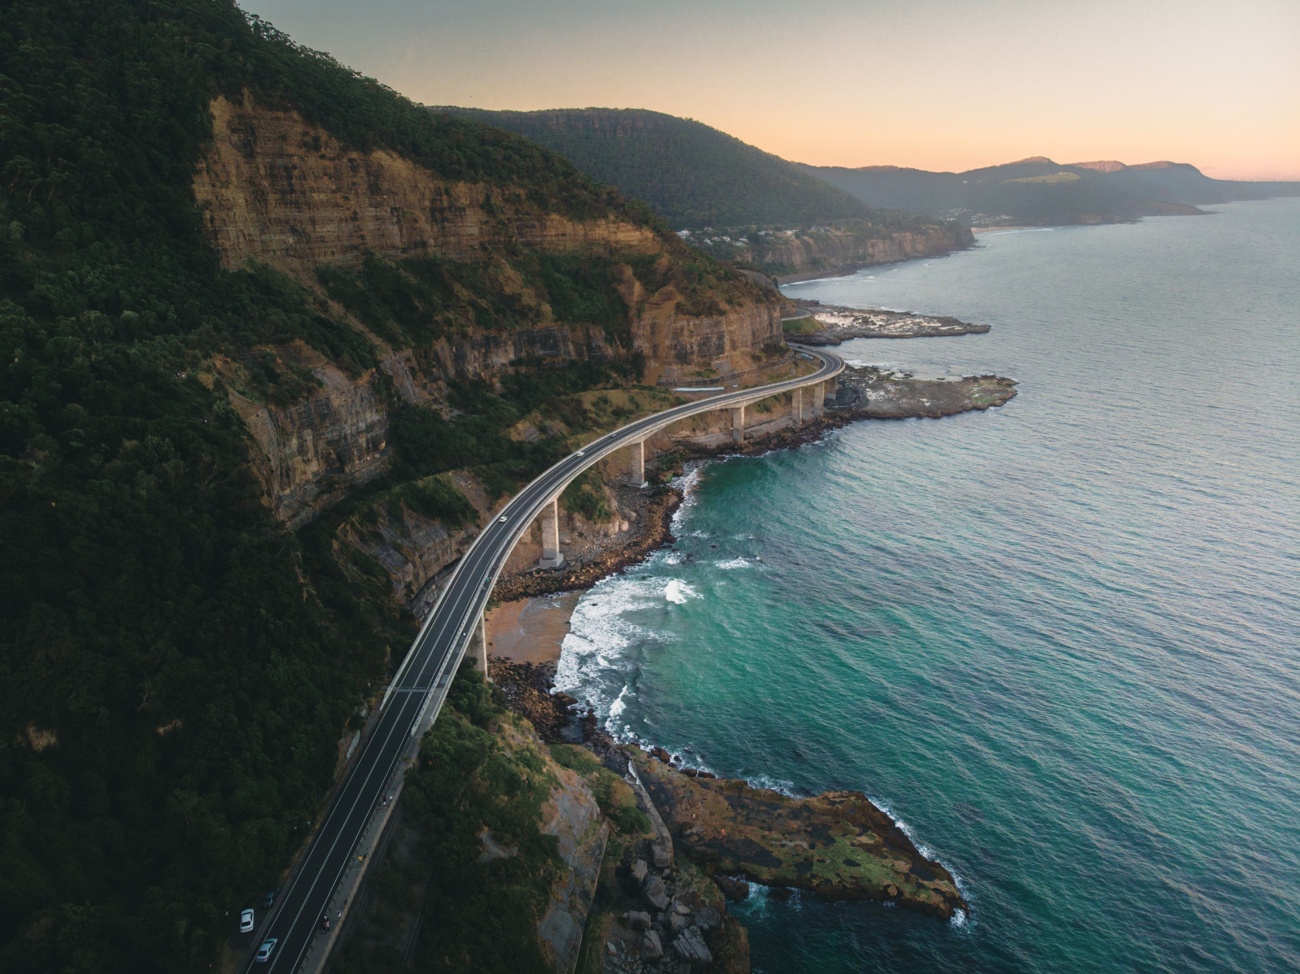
<box><xmin>444</xmin><ymin>107</ymin><xmax>896</xmax><ymax>229</ymax></box>
<box><xmin>0</xmin><ymin>3</ymin><xmax>772</xmax><ymax>971</ymax></box>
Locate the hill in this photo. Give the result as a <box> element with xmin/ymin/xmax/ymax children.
<box><xmin>441</xmin><ymin>107</ymin><xmax>974</xmax><ymax>278</ymax></box>
<box><xmin>0</xmin><ymin>4</ymin><xmax>786</xmax><ymax>971</ymax></box>
<box><xmin>805</xmin><ymin>157</ymin><xmax>1300</xmax><ymax>226</ymax></box>
<box><xmin>440</xmin><ymin>107</ymin><xmax>886</xmax><ymax>229</ymax></box>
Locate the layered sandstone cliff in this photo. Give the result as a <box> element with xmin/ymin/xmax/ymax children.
<box><xmin>194</xmin><ymin>95</ymin><xmax>660</xmax><ymax>270</ymax></box>
<box><xmin>192</xmin><ymin>95</ymin><xmax>783</xmax><ymax>525</ymax></box>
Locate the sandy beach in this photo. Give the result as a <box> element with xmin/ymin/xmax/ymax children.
<box><xmin>485</xmin><ymin>591</ymin><xmax>582</xmax><ymax>665</ymax></box>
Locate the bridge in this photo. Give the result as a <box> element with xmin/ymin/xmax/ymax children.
<box><xmin>241</xmin><ymin>345</ymin><xmax>844</xmax><ymax>973</ymax></box>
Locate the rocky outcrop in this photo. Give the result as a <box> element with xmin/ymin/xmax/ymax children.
<box><xmin>220</xmin><ymin>347</ymin><xmax>390</xmax><ymax>526</ymax></box>
<box><xmin>694</xmin><ymin>224</ymin><xmax>974</xmax><ymax>283</ymax></box>
<box><xmin>538</xmin><ymin>750</ymin><xmax>611</xmax><ymax>974</ymax></box>
<box><xmin>338</xmin><ymin>499</ymin><xmax>478</xmax><ymax>605</ymax></box>
<box><xmin>839</xmin><ymin>367</ymin><xmax>1018</xmax><ymax>419</ymax></box>
<box><xmin>633</xmin><ymin>751</ymin><xmax>967</xmax><ymax>921</ymax></box>
<box><xmin>786</xmin><ymin>303</ymin><xmax>990</xmax><ymax>342</ymax></box>
<box><xmin>598</xmin><ymin>853</ymin><xmax>749</xmax><ymax>974</ymax></box>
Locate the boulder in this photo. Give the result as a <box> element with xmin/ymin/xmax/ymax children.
<box><xmin>651</xmin><ymin>837</ymin><xmax>673</xmax><ymax>870</ymax></box>
<box><xmin>669</xmin><ymin>912</ymin><xmax>690</xmax><ymax>935</ymax></box>
<box><xmin>642</xmin><ymin>930</ymin><xmax>664</xmax><ymax>961</ymax></box>
<box><xmin>631</xmin><ymin>859</ymin><xmax>648</xmax><ymax>885</ymax></box>
<box><xmin>714</xmin><ymin>875</ymin><xmax>749</xmax><ymax>901</ymax></box>
<box><xmin>695</xmin><ymin>906</ymin><xmax>721</xmax><ymax>931</ymax></box>
<box><xmin>651</xmin><ymin>746</ymin><xmax>672</xmax><ymax>764</ymax></box>
<box><xmin>626</xmin><ymin>910</ymin><xmax>651</xmax><ymax>932</ymax></box>
<box><xmin>643</xmin><ymin>874</ymin><xmax>671</xmax><ymax>912</ymax></box>
<box><xmin>672</xmin><ymin>926</ymin><xmax>713</xmax><ymax>966</ymax></box>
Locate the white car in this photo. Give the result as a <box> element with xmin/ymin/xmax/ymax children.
<box><xmin>255</xmin><ymin>938</ymin><xmax>277</xmax><ymax>963</ymax></box>
<box><xmin>240</xmin><ymin>908</ymin><xmax>254</xmax><ymax>933</ymax></box>
<box><xmin>498</xmin><ymin>514</ymin><xmax>507</xmax><ymax>523</ymax></box>
<box><xmin>576</xmin><ymin>449</ymin><xmax>586</xmax><ymax>457</ymax></box>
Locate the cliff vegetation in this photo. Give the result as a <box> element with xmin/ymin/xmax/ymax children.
<box><xmin>442</xmin><ymin>108</ymin><xmax>974</xmax><ymax>278</ymax></box>
<box><xmin>441</xmin><ymin>108</ymin><xmax>879</xmax><ymax>230</ymax></box>
<box><xmin>0</xmin><ymin>2</ymin><xmax>783</xmax><ymax>971</ymax></box>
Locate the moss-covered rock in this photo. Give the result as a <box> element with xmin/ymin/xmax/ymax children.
<box><xmin>633</xmin><ymin>752</ymin><xmax>966</xmax><ymax>921</ymax></box>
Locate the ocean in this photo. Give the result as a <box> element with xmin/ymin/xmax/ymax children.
<box><xmin>555</xmin><ymin>198</ymin><xmax>1300</xmax><ymax>973</ymax></box>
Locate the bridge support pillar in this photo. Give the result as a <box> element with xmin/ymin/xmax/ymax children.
<box><xmin>812</xmin><ymin>382</ymin><xmax>825</xmax><ymax>420</ymax></box>
<box><xmin>472</xmin><ymin>612</ymin><xmax>489</xmax><ymax>681</ymax></box>
<box><xmin>630</xmin><ymin>439</ymin><xmax>645</xmax><ymax>485</ymax></box>
<box><xmin>732</xmin><ymin>404</ymin><xmax>746</xmax><ymax>444</ymax></box>
<box><xmin>792</xmin><ymin>387</ymin><xmax>802</xmax><ymax>425</ymax></box>
<box><xmin>538</xmin><ymin>497</ymin><xmax>564</xmax><ymax>569</ymax></box>
<box><xmin>824</xmin><ymin>376</ymin><xmax>837</xmax><ymax>403</ymax></box>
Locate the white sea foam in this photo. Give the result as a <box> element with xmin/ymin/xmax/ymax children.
<box><xmin>664</xmin><ymin>579</ymin><xmax>700</xmax><ymax>604</ymax></box>
<box><xmin>746</xmin><ymin>774</ymin><xmax>799</xmax><ymax>797</ymax></box>
<box><xmin>554</xmin><ymin>576</ymin><xmax>660</xmax><ymax>698</ymax></box>
<box><xmin>608</xmin><ymin>684</ymin><xmax>631</xmax><ymax>719</ymax></box>
<box><xmin>715</xmin><ymin>557</ymin><xmax>754</xmax><ymax>570</ymax></box>
<box><xmin>669</xmin><ymin>465</ymin><xmax>705</xmax><ymax>533</ymax></box>
<box><xmin>662</xmin><ymin>551</ymin><xmax>685</xmax><ymax>566</ymax></box>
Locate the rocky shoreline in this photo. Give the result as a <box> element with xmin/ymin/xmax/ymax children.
<box><xmin>475</xmin><ymin>365</ymin><xmax>1009</xmax><ymax>972</ymax></box>
<box><xmin>488</xmin><ymin>657</ymin><xmax>966</xmax><ymax>974</ymax></box>
<box><xmin>788</xmin><ymin>300</ymin><xmax>990</xmax><ymax>343</ymax></box>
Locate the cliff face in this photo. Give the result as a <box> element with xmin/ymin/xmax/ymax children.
<box><xmin>739</xmin><ymin>224</ymin><xmax>975</xmax><ymax>282</ymax></box>
<box><xmin>219</xmin><ymin>344</ymin><xmax>391</xmax><ymax>526</ymax></box>
<box><xmin>634</xmin><ymin>302</ymin><xmax>781</xmax><ymax>375</ymax></box>
<box><xmin>194</xmin><ymin>95</ymin><xmax>660</xmax><ymax>269</ymax></box>
<box><xmin>193</xmin><ymin>95</ymin><xmax>783</xmax><ymax>525</ymax></box>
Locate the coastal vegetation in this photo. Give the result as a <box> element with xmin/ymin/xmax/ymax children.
<box><xmin>333</xmin><ymin>665</ymin><xmax>652</xmax><ymax>974</ymax></box>
<box><xmin>440</xmin><ymin>108</ymin><xmax>882</xmax><ymax>230</ymax></box>
<box><xmin>334</xmin><ymin>667</ymin><xmax>562</xmax><ymax>974</ymax></box>
<box><xmin>0</xmin><ymin>1</ymin><xmax>765</xmax><ymax>970</ymax></box>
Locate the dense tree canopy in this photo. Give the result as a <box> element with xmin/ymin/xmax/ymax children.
<box><xmin>0</xmin><ymin>2</ymin><xmax>723</xmax><ymax>970</ymax></box>
<box><xmin>446</xmin><ymin>107</ymin><xmax>923</xmax><ymax>230</ymax></box>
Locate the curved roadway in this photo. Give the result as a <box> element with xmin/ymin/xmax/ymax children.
<box><xmin>245</xmin><ymin>345</ymin><xmax>843</xmax><ymax>972</ymax></box>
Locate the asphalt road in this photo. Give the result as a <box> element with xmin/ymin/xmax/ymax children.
<box><xmin>243</xmin><ymin>345</ymin><xmax>843</xmax><ymax>972</ymax></box>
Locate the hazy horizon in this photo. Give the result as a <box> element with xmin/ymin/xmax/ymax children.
<box><xmin>238</xmin><ymin>0</ymin><xmax>1298</xmax><ymax>181</ymax></box>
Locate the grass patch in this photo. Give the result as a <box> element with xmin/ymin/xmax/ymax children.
<box><xmin>782</xmin><ymin>316</ymin><xmax>821</xmax><ymax>335</ymax></box>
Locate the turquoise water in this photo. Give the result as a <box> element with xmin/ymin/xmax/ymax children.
<box><xmin>556</xmin><ymin>199</ymin><xmax>1300</xmax><ymax>973</ymax></box>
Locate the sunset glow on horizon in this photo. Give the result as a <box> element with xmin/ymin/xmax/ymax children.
<box><xmin>240</xmin><ymin>0</ymin><xmax>1300</xmax><ymax>181</ymax></box>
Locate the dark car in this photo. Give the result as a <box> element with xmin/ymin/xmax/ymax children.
<box><xmin>262</xmin><ymin>890</ymin><xmax>277</xmax><ymax>909</ymax></box>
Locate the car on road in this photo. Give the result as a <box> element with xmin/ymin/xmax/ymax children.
<box><xmin>498</xmin><ymin>514</ymin><xmax>507</xmax><ymax>522</ymax></box>
<box><xmin>262</xmin><ymin>889</ymin><xmax>277</xmax><ymax>908</ymax></box>
<box><xmin>239</xmin><ymin>909</ymin><xmax>254</xmax><ymax>933</ymax></box>
<box><xmin>255</xmin><ymin>938</ymin><xmax>277</xmax><ymax>963</ymax></box>
<box><xmin>576</xmin><ymin>449</ymin><xmax>585</xmax><ymax>457</ymax></box>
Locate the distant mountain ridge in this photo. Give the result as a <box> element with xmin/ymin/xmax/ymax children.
<box><xmin>439</xmin><ymin>107</ymin><xmax>910</xmax><ymax>230</ymax></box>
<box><xmin>437</xmin><ymin>107</ymin><xmax>975</xmax><ymax>279</ymax></box>
<box><xmin>804</xmin><ymin>157</ymin><xmax>1300</xmax><ymax>227</ymax></box>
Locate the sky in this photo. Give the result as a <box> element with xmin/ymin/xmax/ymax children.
<box><xmin>239</xmin><ymin>0</ymin><xmax>1300</xmax><ymax>180</ymax></box>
